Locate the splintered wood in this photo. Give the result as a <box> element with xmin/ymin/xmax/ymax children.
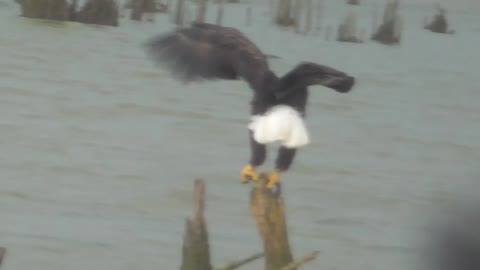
<box><xmin>181</xmin><ymin>179</ymin><xmax>212</xmax><ymax>270</ymax></box>
<box><xmin>179</xmin><ymin>177</ymin><xmax>319</xmax><ymax>270</ymax></box>
<box><xmin>250</xmin><ymin>174</ymin><xmax>294</xmax><ymax>270</ymax></box>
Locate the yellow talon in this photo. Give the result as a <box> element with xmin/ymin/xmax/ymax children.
<box><xmin>241</xmin><ymin>164</ymin><xmax>258</xmax><ymax>183</ymax></box>
<box><xmin>266</xmin><ymin>172</ymin><xmax>281</xmax><ymax>189</ymax></box>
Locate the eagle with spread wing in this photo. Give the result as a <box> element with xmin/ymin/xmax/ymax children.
<box><xmin>144</xmin><ymin>23</ymin><xmax>355</xmax><ymax>189</ymax></box>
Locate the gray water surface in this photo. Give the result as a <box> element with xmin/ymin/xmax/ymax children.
<box><xmin>1</xmin><ymin>1</ymin><xmax>479</xmax><ymax>269</ymax></box>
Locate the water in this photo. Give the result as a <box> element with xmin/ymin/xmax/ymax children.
<box><xmin>1</xmin><ymin>0</ymin><xmax>479</xmax><ymax>269</ymax></box>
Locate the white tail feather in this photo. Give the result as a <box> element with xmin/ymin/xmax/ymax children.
<box><xmin>248</xmin><ymin>105</ymin><xmax>310</xmax><ymax>148</ymax></box>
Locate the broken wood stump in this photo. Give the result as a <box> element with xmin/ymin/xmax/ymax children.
<box><xmin>19</xmin><ymin>0</ymin><xmax>69</xmax><ymax>21</ymax></box>
<box><xmin>128</xmin><ymin>0</ymin><xmax>156</xmax><ymax>21</ymax></box>
<box><xmin>372</xmin><ymin>0</ymin><xmax>401</xmax><ymax>44</ymax></box>
<box><xmin>275</xmin><ymin>0</ymin><xmax>295</xmax><ymax>27</ymax></box>
<box><xmin>250</xmin><ymin>173</ymin><xmax>294</xmax><ymax>270</ymax></box>
<box><xmin>371</xmin><ymin>0</ymin><xmax>402</xmax><ymax>45</ymax></box>
<box><xmin>180</xmin><ymin>177</ymin><xmax>318</xmax><ymax>270</ymax></box>
<box><xmin>18</xmin><ymin>0</ymin><xmax>120</xmax><ymax>26</ymax></box>
<box><xmin>174</xmin><ymin>0</ymin><xmax>186</xmax><ymax>26</ymax></box>
<box><xmin>181</xmin><ymin>179</ymin><xmax>213</xmax><ymax>270</ymax></box>
<box><xmin>180</xmin><ymin>179</ymin><xmax>264</xmax><ymax>270</ymax></box>
<box><xmin>76</xmin><ymin>0</ymin><xmax>119</xmax><ymax>27</ymax></box>
<box><xmin>424</xmin><ymin>6</ymin><xmax>454</xmax><ymax>34</ymax></box>
<box><xmin>336</xmin><ymin>11</ymin><xmax>363</xmax><ymax>43</ymax></box>
<box><xmin>195</xmin><ymin>0</ymin><xmax>208</xmax><ymax>23</ymax></box>
<box><xmin>216</xmin><ymin>0</ymin><xmax>224</xmax><ymax>26</ymax></box>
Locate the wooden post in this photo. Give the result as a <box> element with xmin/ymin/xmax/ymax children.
<box><xmin>181</xmin><ymin>179</ymin><xmax>213</xmax><ymax>270</ymax></box>
<box><xmin>174</xmin><ymin>0</ymin><xmax>185</xmax><ymax>26</ymax></box>
<box><xmin>185</xmin><ymin>4</ymin><xmax>193</xmax><ymax>25</ymax></box>
<box><xmin>130</xmin><ymin>0</ymin><xmax>144</xmax><ymax>21</ymax></box>
<box><xmin>424</xmin><ymin>6</ymin><xmax>450</xmax><ymax>34</ymax></box>
<box><xmin>69</xmin><ymin>0</ymin><xmax>120</xmax><ymax>26</ymax></box>
<box><xmin>216</xmin><ymin>0</ymin><xmax>224</xmax><ymax>25</ymax></box>
<box><xmin>196</xmin><ymin>0</ymin><xmax>208</xmax><ymax>23</ymax></box>
<box><xmin>371</xmin><ymin>0</ymin><xmax>402</xmax><ymax>45</ymax></box>
<box><xmin>270</xmin><ymin>0</ymin><xmax>276</xmax><ymax>24</ymax></box>
<box><xmin>177</xmin><ymin>177</ymin><xmax>318</xmax><ymax>270</ymax></box>
<box><xmin>20</xmin><ymin>0</ymin><xmax>69</xmax><ymax>21</ymax></box>
<box><xmin>180</xmin><ymin>179</ymin><xmax>264</xmax><ymax>270</ymax></box>
<box><xmin>269</xmin><ymin>0</ymin><xmax>274</xmax><ymax>16</ymax></box>
<box><xmin>250</xmin><ymin>174</ymin><xmax>294</xmax><ymax>270</ymax></box>
<box><xmin>336</xmin><ymin>11</ymin><xmax>362</xmax><ymax>43</ymax></box>
<box><xmin>293</xmin><ymin>0</ymin><xmax>302</xmax><ymax>33</ymax></box>
<box><xmin>166</xmin><ymin>0</ymin><xmax>173</xmax><ymax>21</ymax></box>
<box><xmin>276</xmin><ymin>0</ymin><xmax>293</xmax><ymax>26</ymax></box>
<box><xmin>246</xmin><ymin>6</ymin><xmax>252</xmax><ymax>27</ymax></box>
<box><xmin>305</xmin><ymin>0</ymin><xmax>313</xmax><ymax>33</ymax></box>
<box><xmin>371</xmin><ymin>1</ymin><xmax>378</xmax><ymax>35</ymax></box>
<box><xmin>315</xmin><ymin>0</ymin><xmax>323</xmax><ymax>33</ymax></box>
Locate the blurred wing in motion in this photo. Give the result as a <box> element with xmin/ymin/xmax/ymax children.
<box><xmin>144</xmin><ymin>23</ymin><xmax>271</xmax><ymax>89</ymax></box>
<box><xmin>275</xmin><ymin>62</ymin><xmax>356</xmax><ymax>99</ymax></box>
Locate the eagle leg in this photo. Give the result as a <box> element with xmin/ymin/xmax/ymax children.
<box><xmin>241</xmin><ymin>130</ymin><xmax>266</xmax><ymax>184</ymax></box>
<box><xmin>241</xmin><ymin>164</ymin><xmax>259</xmax><ymax>183</ymax></box>
<box><xmin>265</xmin><ymin>146</ymin><xmax>297</xmax><ymax>189</ymax></box>
<box><xmin>265</xmin><ymin>171</ymin><xmax>281</xmax><ymax>189</ymax></box>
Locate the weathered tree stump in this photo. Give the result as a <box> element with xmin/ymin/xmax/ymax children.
<box><xmin>216</xmin><ymin>0</ymin><xmax>224</xmax><ymax>25</ymax></box>
<box><xmin>336</xmin><ymin>11</ymin><xmax>362</xmax><ymax>43</ymax></box>
<box><xmin>181</xmin><ymin>179</ymin><xmax>264</xmax><ymax>270</ymax></box>
<box><xmin>293</xmin><ymin>0</ymin><xmax>313</xmax><ymax>34</ymax></box>
<box><xmin>68</xmin><ymin>0</ymin><xmax>78</xmax><ymax>22</ymax></box>
<box><xmin>304</xmin><ymin>0</ymin><xmax>313</xmax><ymax>33</ymax></box>
<box><xmin>275</xmin><ymin>0</ymin><xmax>295</xmax><ymax>27</ymax></box>
<box><xmin>181</xmin><ymin>179</ymin><xmax>213</xmax><ymax>270</ymax></box>
<box><xmin>180</xmin><ymin>177</ymin><xmax>318</xmax><ymax>270</ymax></box>
<box><xmin>293</xmin><ymin>0</ymin><xmax>302</xmax><ymax>33</ymax></box>
<box><xmin>250</xmin><ymin>174</ymin><xmax>294</xmax><ymax>270</ymax></box>
<box><xmin>424</xmin><ymin>6</ymin><xmax>453</xmax><ymax>34</ymax></box>
<box><xmin>125</xmin><ymin>0</ymin><xmax>167</xmax><ymax>12</ymax></box>
<box><xmin>245</xmin><ymin>6</ymin><xmax>252</xmax><ymax>27</ymax></box>
<box><xmin>195</xmin><ymin>0</ymin><xmax>208</xmax><ymax>23</ymax></box>
<box><xmin>19</xmin><ymin>0</ymin><xmax>69</xmax><ymax>21</ymax></box>
<box><xmin>130</xmin><ymin>2</ymin><xmax>143</xmax><ymax>20</ymax></box>
<box><xmin>18</xmin><ymin>0</ymin><xmax>120</xmax><ymax>26</ymax></box>
<box><xmin>76</xmin><ymin>0</ymin><xmax>119</xmax><ymax>26</ymax></box>
<box><xmin>315</xmin><ymin>0</ymin><xmax>324</xmax><ymax>33</ymax></box>
<box><xmin>128</xmin><ymin>0</ymin><xmax>157</xmax><ymax>21</ymax></box>
<box><xmin>371</xmin><ymin>0</ymin><xmax>402</xmax><ymax>45</ymax></box>
<box><xmin>0</xmin><ymin>247</ymin><xmax>5</xmax><ymax>267</ymax></box>
<box><xmin>174</xmin><ymin>0</ymin><xmax>186</xmax><ymax>26</ymax></box>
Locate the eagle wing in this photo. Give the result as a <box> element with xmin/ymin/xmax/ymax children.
<box><xmin>274</xmin><ymin>62</ymin><xmax>355</xmax><ymax>99</ymax></box>
<box><xmin>144</xmin><ymin>23</ymin><xmax>270</xmax><ymax>87</ymax></box>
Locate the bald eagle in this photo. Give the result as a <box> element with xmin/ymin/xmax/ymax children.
<box><xmin>144</xmin><ymin>23</ymin><xmax>355</xmax><ymax>189</ymax></box>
